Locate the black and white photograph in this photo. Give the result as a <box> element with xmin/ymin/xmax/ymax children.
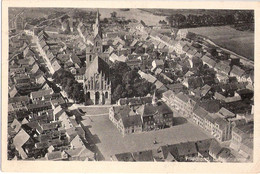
<box><xmin>2</xmin><ymin>1</ymin><xmax>258</xmax><ymax>171</ymax></box>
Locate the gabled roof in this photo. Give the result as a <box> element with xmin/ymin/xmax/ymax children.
<box><xmin>30</xmin><ymin>63</ymin><xmax>39</xmax><ymax>74</ymax></box>
<box><xmin>176</xmin><ymin>92</ymin><xmax>189</xmax><ymax>103</ymax></box>
<box><xmin>9</xmin><ymin>96</ymin><xmax>30</xmax><ymax>104</ymax></box>
<box><xmin>217</xmin><ymin>107</ymin><xmax>235</xmax><ymax>118</ymax></box>
<box><xmin>218</xmin><ymin>148</ymin><xmax>231</xmax><ymax>161</ymax></box>
<box><xmin>13</xmin><ymin>129</ymin><xmax>30</xmax><ymax>148</ymax></box>
<box><xmin>37</xmin><ymin>121</ymin><xmax>60</xmax><ymax>133</ymax></box>
<box><xmin>230</xmin><ymin>65</ymin><xmax>245</xmax><ymax>77</ymax></box>
<box><xmin>214</xmin><ymin>117</ymin><xmax>229</xmax><ymax>130</ymax></box>
<box><xmin>30</xmin><ymin>89</ymin><xmax>53</xmax><ymax>99</ymax></box>
<box><xmin>11</xmin><ymin>119</ymin><xmax>21</xmax><ymax>133</ymax></box>
<box><xmin>175</xmin><ymin>142</ymin><xmax>197</xmax><ymax>156</ymax></box>
<box><xmin>162</xmin><ymin>90</ymin><xmax>174</xmax><ymax>100</ymax></box>
<box><xmin>193</xmin><ymin>106</ymin><xmax>208</xmax><ymax>119</ymax></box>
<box><xmin>215</xmin><ymin>61</ymin><xmax>231</xmax><ymax>74</ymax></box>
<box><xmin>121</xmin><ymin>113</ymin><xmax>142</xmax><ymax>128</ymax></box>
<box><xmin>153</xmin><ymin>59</ymin><xmax>164</xmax><ymax>66</ymax></box>
<box><xmin>115</xmin><ymin>152</ymin><xmax>135</xmax><ymax>161</ymax></box>
<box><xmin>71</xmin><ymin>135</ymin><xmax>85</xmax><ymax>149</ymax></box>
<box><xmin>71</xmin><ymin>54</ymin><xmax>81</xmax><ymax>64</ymax></box>
<box><xmin>201</xmin><ymin>55</ymin><xmax>216</xmax><ymax>67</ymax></box>
<box><xmin>85</xmin><ymin>56</ymin><xmax>110</xmax><ymax>80</ymax></box>
<box><xmin>132</xmin><ymin>150</ymin><xmax>154</xmax><ymax>161</ymax></box>
<box><xmin>209</xmin><ymin>139</ymin><xmax>222</xmax><ymax>157</ymax></box>
<box><xmin>137</xmin><ymin>102</ymin><xmax>172</xmax><ymax>117</ymax></box>
<box><xmin>65</xmin><ymin>147</ymin><xmax>84</xmax><ymax>158</ymax></box>
<box><xmin>201</xmin><ymin>84</ymin><xmax>211</xmax><ymax>96</ymax></box>
<box><xmin>196</xmin><ymin>139</ymin><xmax>213</xmax><ymax>152</ymax></box>
<box><xmin>46</xmin><ymin>151</ymin><xmax>66</xmax><ymax>160</ymax></box>
<box><xmin>118</xmin><ymin>96</ymin><xmax>152</xmax><ymax>106</ymax></box>
<box><xmin>51</xmin><ymin>60</ymin><xmax>61</xmax><ymax>72</ymax></box>
<box><xmin>9</xmin><ymin>86</ymin><xmax>19</xmax><ymax>98</ymax></box>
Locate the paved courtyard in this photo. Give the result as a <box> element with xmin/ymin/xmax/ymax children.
<box><xmin>81</xmin><ymin>115</ymin><xmax>212</xmax><ymax>161</ymax></box>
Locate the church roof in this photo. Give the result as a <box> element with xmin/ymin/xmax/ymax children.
<box><xmin>85</xmin><ymin>56</ymin><xmax>110</xmax><ymax>80</ymax></box>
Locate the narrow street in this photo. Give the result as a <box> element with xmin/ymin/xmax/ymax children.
<box><xmin>32</xmin><ymin>35</ymin><xmax>55</xmax><ymax>74</ymax></box>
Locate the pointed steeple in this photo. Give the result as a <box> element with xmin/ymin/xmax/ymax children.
<box><xmin>96</xmin><ymin>9</ymin><xmax>100</xmax><ymax>25</ymax></box>
<box><xmin>152</xmin><ymin>90</ymin><xmax>158</xmax><ymax>106</ymax></box>
<box><xmin>93</xmin><ymin>9</ymin><xmax>101</xmax><ymax>38</ymax></box>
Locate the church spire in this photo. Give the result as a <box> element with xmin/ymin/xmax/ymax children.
<box><xmin>93</xmin><ymin>9</ymin><xmax>101</xmax><ymax>38</ymax></box>
<box><xmin>152</xmin><ymin>90</ymin><xmax>158</xmax><ymax>106</ymax></box>
<box><xmin>96</xmin><ymin>9</ymin><xmax>100</xmax><ymax>25</ymax></box>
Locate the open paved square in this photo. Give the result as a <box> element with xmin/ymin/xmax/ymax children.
<box><xmin>82</xmin><ymin>115</ymin><xmax>212</xmax><ymax>160</ymax></box>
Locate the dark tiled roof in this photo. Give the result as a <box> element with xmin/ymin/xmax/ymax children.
<box><xmin>118</xmin><ymin>96</ymin><xmax>152</xmax><ymax>106</ymax></box>
<box><xmin>71</xmin><ymin>54</ymin><xmax>81</xmax><ymax>64</ymax></box>
<box><xmin>209</xmin><ymin>139</ymin><xmax>222</xmax><ymax>157</ymax></box>
<box><xmin>194</xmin><ymin>106</ymin><xmax>208</xmax><ymax>119</ymax></box>
<box><xmin>230</xmin><ymin>65</ymin><xmax>245</xmax><ymax>77</ymax></box>
<box><xmin>132</xmin><ymin>150</ymin><xmax>154</xmax><ymax>161</ymax></box>
<box><xmin>175</xmin><ymin>142</ymin><xmax>197</xmax><ymax>156</ymax></box>
<box><xmin>30</xmin><ymin>89</ymin><xmax>52</xmax><ymax>99</ymax></box>
<box><xmin>85</xmin><ymin>56</ymin><xmax>110</xmax><ymax>81</ymax></box>
<box><xmin>121</xmin><ymin>114</ymin><xmax>142</xmax><ymax>128</ymax></box>
<box><xmin>9</xmin><ymin>96</ymin><xmax>30</xmax><ymax>104</ymax></box>
<box><xmin>115</xmin><ymin>152</ymin><xmax>135</xmax><ymax>161</ymax></box>
<box><xmin>196</xmin><ymin>139</ymin><xmax>213</xmax><ymax>152</ymax></box>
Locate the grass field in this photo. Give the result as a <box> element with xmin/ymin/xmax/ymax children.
<box><xmin>188</xmin><ymin>26</ymin><xmax>254</xmax><ymax>60</ymax></box>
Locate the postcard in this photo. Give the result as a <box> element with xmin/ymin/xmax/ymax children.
<box><xmin>2</xmin><ymin>0</ymin><xmax>260</xmax><ymax>173</ymax></box>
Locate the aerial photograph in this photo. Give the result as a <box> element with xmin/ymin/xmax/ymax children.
<box><xmin>8</xmin><ymin>8</ymin><xmax>254</xmax><ymax>162</ymax></box>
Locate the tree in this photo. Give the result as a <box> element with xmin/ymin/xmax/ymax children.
<box><xmin>103</xmin><ymin>18</ymin><xmax>109</xmax><ymax>23</ymax></box>
<box><xmin>72</xmin><ymin>83</ymin><xmax>84</xmax><ymax>102</ymax></box>
<box><xmin>112</xmin><ymin>84</ymin><xmax>124</xmax><ymax>102</ymax></box>
<box><xmin>166</xmin><ymin>15</ymin><xmax>173</xmax><ymax>27</ymax></box>
<box><xmin>159</xmin><ymin>20</ymin><xmax>167</xmax><ymax>25</ymax></box>
<box><xmin>172</xmin><ymin>14</ymin><xmax>186</xmax><ymax>27</ymax></box>
<box><xmin>225</xmin><ymin>14</ymin><xmax>235</xmax><ymax>25</ymax></box>
<box><xmin>110</xmin><ymin>11</ymin><xmax>117</xmax><ymax>18</ymax></box>
<box><xmin>208</xmin><ymin>47</ymin><xmax>218</xmax><ymax>57</ymax></box>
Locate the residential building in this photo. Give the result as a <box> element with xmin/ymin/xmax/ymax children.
<box><xmin>109</xmin><ymin>105</ymin><xmax>142</xmax><ymax>136</ymax></box>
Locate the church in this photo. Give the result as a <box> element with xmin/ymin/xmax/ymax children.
<box><xmin>83</xmin><ymin>10</ymin><xmax>111</xmax><ymax>105</ymax></box>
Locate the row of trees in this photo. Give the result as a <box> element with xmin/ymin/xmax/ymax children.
<box><xmin>53</xmin><ymin>69</ymin><xmax>84</xmax><ymax>103</ymax></box>
<box><xmin>110</xmin><ymin>62</ymin><xmax>156</xmax><ymax>102</ymax></box>
<box><xmin>165</xmin><ymin>11</ymin><xmax>254</xmax><ymax>28</ymax></box>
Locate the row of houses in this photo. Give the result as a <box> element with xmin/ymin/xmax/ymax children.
<box><xmin>111</xmin><ymin>138</ymin><xmax>235</xmax><ymax>162</ymax></box>
<box><xmin>201</xmin><ymin>55</ymin><xmax>253</xmax><ymax>84</ymax></box>
<box><xmin>162</xmin><ymin>89</ymin><xmax>253</xmax><ymax>160</ymax></box>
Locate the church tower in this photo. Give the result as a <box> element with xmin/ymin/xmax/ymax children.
<box><xmin>93</xmin><ymin>10</ymin><xmax>102</xmax><ymax>39</ymax></box>
<box><xmin>86</xmin><ymin>10</ymin><xmax>103</xmax><ymax>68</ymax></box>
<box><xmin>84</xmin><ymin>9</ymin><xmax>111</xmax><ymax>105</ymax></box>
<box><xmin>93</xmin><ymin>10</ymin><xmax>103</xmax><ymax>53</ymax></box>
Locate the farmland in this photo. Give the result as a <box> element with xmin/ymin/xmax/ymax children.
<box><xmin>187</xmin><ymin>26</ymin><xmax>254</xmax><ymax>60</ymax></box>
<box><xmin>91</xmin><ymin>8</ymin><xmax>166</xmax><ymax>26</ymax></box>
<box><xmin>139</xmin><ymin>9</ymin><xmax>243</xmax><ymax>17</ymax></box>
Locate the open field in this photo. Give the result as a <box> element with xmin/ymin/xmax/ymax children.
<box><xmin>84</xmin><ymin>8</ymin><xmax>166</xmax><ymax>26</ymax></box>
<box><xmin>9</xmin><ymin>8</ymin><xmax>66</xmax><ymax>19</ymax></box>
<box><xmin>187</xmin><ymin>26</ymin><xmax>254</xmax><ymax>60</ymax></box>
<box><xmin>139</xmin><ymin>9</ymin><xmax>243</xmax><ymax>17</ymax></box>
<box><xmin>82</xmin><ymin>115</ymin><xmax>212</xmax><ymax>160</ymax></box>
